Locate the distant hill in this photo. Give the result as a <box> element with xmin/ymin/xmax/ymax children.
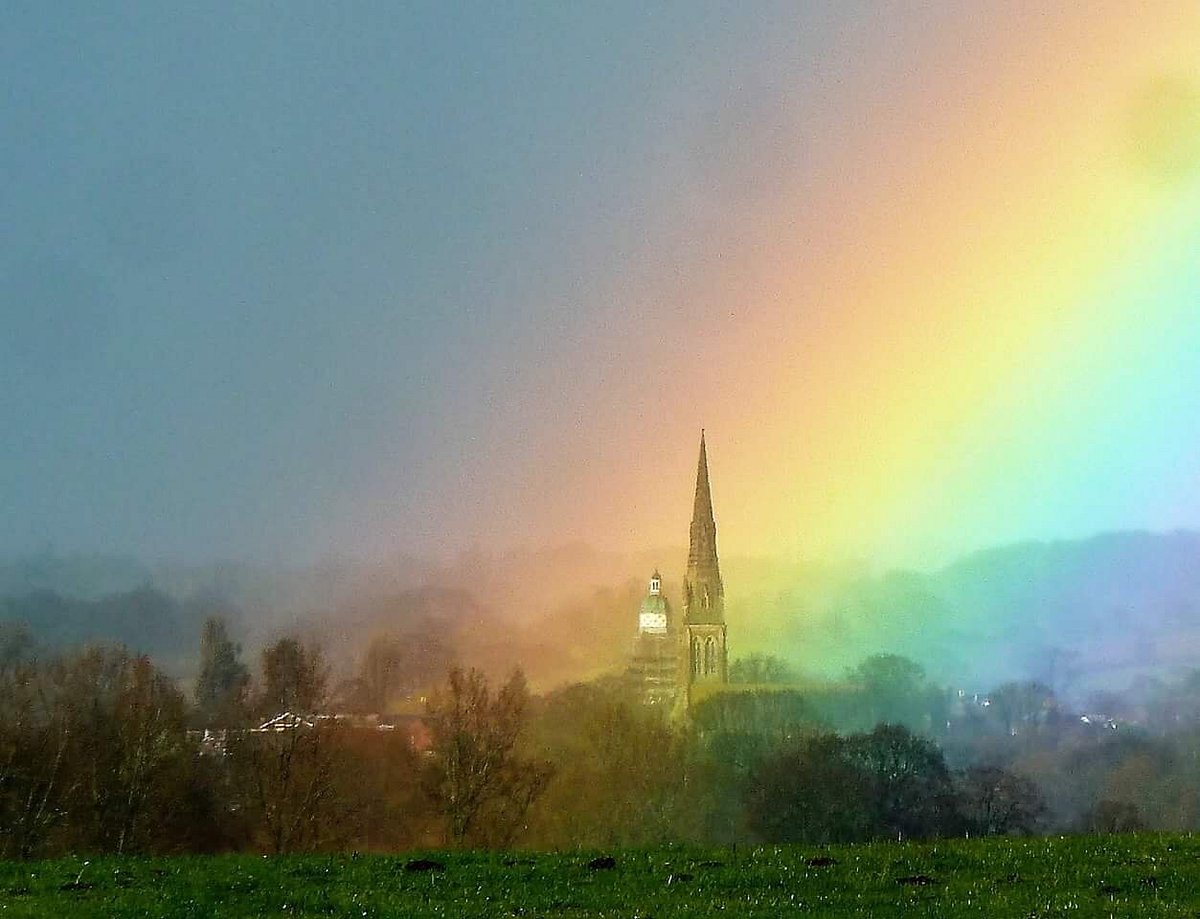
<box><xmin>0</xmin><ymin>586</ymin><xmax>238</xmax><ymax>673</ymax></box>
<box><xmin>932</xmin><ymin>530</ymin><xmax>1200</xmax><ymax>691</ymax></box>
<box><xmin>0</xmin><ymin>552</ymin><xmax>155</xmax><ymax>598</ymax></box>
<box><xmin>729</xmin><ymin>530</ymin><xmax>1200</xmax><ymax>698</ymax></box>
<box><xmin>2</xmin><ymin>531</ymin><xmax>1198</xmax><ymax>696</ymax></box>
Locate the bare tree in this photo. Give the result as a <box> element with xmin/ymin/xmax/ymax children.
<box><xmin>227</xmin><ymin>636</ymin><xmax>342</xmax><ymax>852</ymax></box>
<box><xmin>257</xmin><ymin>637</ymin><xmax>328</xmax><ymax>716</ymax></box>
<box><xmin>62</xmin><ymin>648</ymin><xmax>194</xmax><ymax>854</ymax></box>
<box><xmin>229</xmin><ymin>721</ymin><xmax>344</xmax><ymax>853</ymax></box>
<box><xmin>0</xmin><ymin>654</ymin><xmax>76</xmax><ymax>858</ymax></box>
<box><xmin>0</xmin><ymin>646</ymin><xmax>201</xmax><ymax>856</ymax></box>
<box><xmin>112</xmin><ymin>655</ymin><xmax>193</xmax><ymax>853</ymax></box>
<box><xmin>957</xmin><ymin>765</ymin><xmax>1045</xmax><ymax>836</ymax></box>
<box><xmin>425</xmin><ymin>667</ymin><xmax>551</xmax><ymax>847</ymax></box>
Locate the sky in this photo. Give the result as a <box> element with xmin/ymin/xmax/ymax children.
<box><xmin>3</xmin><ymin>2</ymin><xmax>1199</xmax><ymax>570</ymax></box>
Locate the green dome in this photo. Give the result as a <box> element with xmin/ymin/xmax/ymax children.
<box><xmin>639</xmin><ymin>593</ymin><xmax>669</xmax><ymax>618</ymax></box>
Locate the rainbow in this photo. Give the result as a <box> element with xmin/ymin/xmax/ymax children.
<box><xmin>491</xmin><ymin>5</ymin><xmax>1200</xmax><ymax>574</ymax></box>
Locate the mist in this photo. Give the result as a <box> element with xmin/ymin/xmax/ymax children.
<box><xmin>5</xmin><ymin>528</ymin><xmax>1200</xmax><ymax>704</ymax></box>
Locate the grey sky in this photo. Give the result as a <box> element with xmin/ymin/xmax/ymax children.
<box><xmin>1</xmin><ymin>3</ymin><xmax>875</xmax><ymax>561</ymax></box>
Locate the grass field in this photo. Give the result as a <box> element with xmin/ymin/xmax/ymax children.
<box><xmin>2</xmin><ymin>834</ymin><xmax>1197</xmax><ymax>918</ymax></box>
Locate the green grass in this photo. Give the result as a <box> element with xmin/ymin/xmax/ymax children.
<box><xmin>1</xmin><ymin>835</ymin><xmax>1197</xmax><ymax>918</ymax></box>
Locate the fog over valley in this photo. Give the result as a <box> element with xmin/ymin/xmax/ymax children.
<box><xmin>6</xmin><ymin>529</ymin><xmax>1200</xmax><ymax>704</ymax></box>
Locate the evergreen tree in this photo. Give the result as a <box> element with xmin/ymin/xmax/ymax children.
<box><xmin>258</xmin><ymin>637</ymin><xmax>327</xmax><ymax>716</ymax></box>
<box><xmin>195</xmin><ymin>616</ymin><xmax>249</xmax><ymax>720</ymax></box>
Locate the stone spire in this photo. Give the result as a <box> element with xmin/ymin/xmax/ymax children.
<box><xmin>692</xmin><ymin>430</ymin><xmax>714</xmax><ymax>530</ymax></box>
<box><xmin>684</xmin><ymin>430</ymin><xmax>723</xmax><ymax>624</ymax></box>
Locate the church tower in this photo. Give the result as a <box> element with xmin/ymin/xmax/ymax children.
<box><xmin>682</xmin><ymin>431</ymin><xmax>727</xmax><ymax>687</ymax></box>
<box><xmin>625</xmin><ymin>569</ymin><xmax>678</xmax><ymax>706</ymax></box>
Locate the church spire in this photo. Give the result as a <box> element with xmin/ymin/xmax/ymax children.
<box><xmin>684</xmin><ymin>430</ymin><xmax>723</xmax><ymax>624</ymax></box>
<box><xmin>681</xmin><ymin>430</ymin><xmax>728</xmax><ymax>692</ymax></box>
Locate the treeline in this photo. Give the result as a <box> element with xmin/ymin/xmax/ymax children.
<box><xmin>0</xmin><ymin>617</ymin><xmax>561</xmax><ymax>858</ymax></box>
<box><xmin>7</xmin><ymin>620</ymin><xmax>1200</xmax><ymax>858</ymax></box>
<box><xmin>0</xmin><ymin>620</ymin><xmax>436</xmax><ymax>858</ymax></box>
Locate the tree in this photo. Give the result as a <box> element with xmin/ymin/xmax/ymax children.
<box><xmin>846</xmin><ymin>723</ymin><xmax>961</xmax><ymax>840</ymax></box>
<box><xmin>425</xmin><ymin>667</ymin><xmax>551</xmax><ymax>847</ymax></box>
<box><xmin>43</xmin><ymin>647</ymin><xmax>201</xmax><ymax>855</ymax></box>
<box><xmin>222</xmin><ymin>635</ymin><xmax>341</xmax><ymax>852</ymax></box>
<box><xmin>691</xmin><ymin>688</ymin><xmax>817</xmax><ymax>740</ymax></box>
<box><xmin>852</xmin><ymin>653</ymin><xmax>920</xmax><ymax>689</ymax></box>
<box><xmin>1083</xmin><ymin>799</ymin><xmax>1145</xmax><ymax>834</ymax></box>
<box><xmin>847</xmin><ymin>653</ymin><xmax>943</xmax><ymax>732</ymax></box>
<box><xmin>744</xmin><ymin>733</ymin><xmax>873</xmax><ymax>844</ymax></box>
<box><xmin>258</xmin><ymin>637</ymin><xmax>327</xmax><ymax>716</ymax></box>
<box><xmin>4</xmin><ymin>647</ymin><xmax>205</xmax><ymax>854</ymax></box>
<box><xmin>524</xmin><ymin>680</ymin><xmax>701</xmax><ymax>847</ymax></box>
<box><xmin>729</xmin><ymin>654</ymin><xmax>796</xmax><ymax>684</ymax></box>
<box><xmin>332</xmin><ymin>728</ymin><xmax>439</xmax><ymax>851</ymax></box>
<box><xmin>988</xmin><ymin>681</ymin><xmax>1058</xmax><ymax>737</ymax></box>
<box><xmin>106</xmin><ymin>653</ymin><xmax>196</xmax><ymax>853</ymax></box>
<box><xmin>688</xmin><ymin>689</ymin><xmax>825</xmax><ymax>843</ymax></box>
<box><xmin>0</xmin><ymin>621</ymin><xmax>32</xmax><ymax>671</ymax></box>
<box><xmin>215</xmin><ymin>636</ymin><xmax>344</xmax><ymax>852</ymax></box>
<box><xmin>195</xmin><ymin>616</ymin><xmax>249</xmax><ymax>723</ymax></box>
<box><xmin>355</xmin><ymin>635</ymin><xmax>404</xmax><ymax>712</ymax></box>
<box><xmin>339</xmin><ymin>633</ymin><xmax>438</xmax><ymax>714</ymax></box>
<box><xmin>957</xmin><ymin>766</ymin><xmax>1045</xmax><ymax>836</ymax></box>
<box><xmin>228</xmin><ymin>719</ymin><xmax>345</xmax><ymax>854</ymax></box>
<box><xmin>0</xmin><ymin>652</ymin><xmax>74</xmax><ymax>858</ymax></box>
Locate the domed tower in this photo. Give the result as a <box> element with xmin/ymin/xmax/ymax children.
<box><xmin>626</xmin><ymin>569</ymin><xmax>679</xmax><ymax>705</ymax></box>
<box><xmin>682</xmin><ymin>431</ymin><xmax>727</xmax><ymax>688</ymax></box>
<box><xmin>638</xmin><ymin>570</ymin><xmax>669</xmax><ymax>634</ymax></box>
